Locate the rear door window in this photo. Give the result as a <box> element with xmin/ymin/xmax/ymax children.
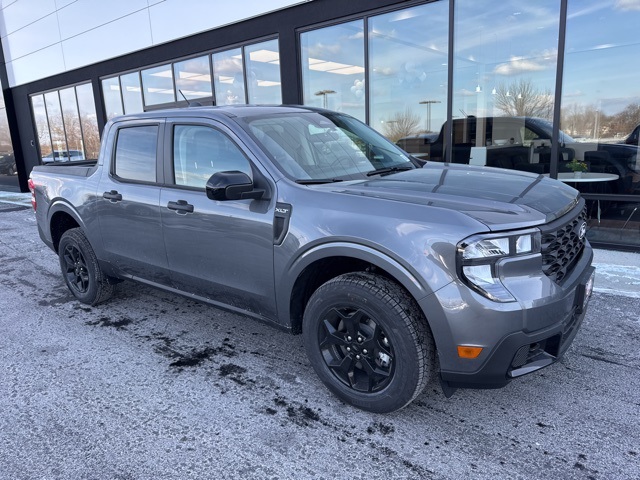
<box><xmin>113</xmin><ymin>125</ymin><xmax>158</xmax><ymax>182</ymax></box>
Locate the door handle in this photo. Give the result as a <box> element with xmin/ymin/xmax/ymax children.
<box><xmin>167</xmin><ymin>200</ymin><xmax>194</xmax><ymax>214</ymax></box>
<box><xmin>103</xmin><ymin>190</ymin><xmax>122</xmax><ymax>202</ymax></box>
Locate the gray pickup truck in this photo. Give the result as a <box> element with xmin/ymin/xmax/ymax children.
<box><xmin>29</xmin><ymin>105</ymin><xmax>595</xmax><ymax>412</ymax></box>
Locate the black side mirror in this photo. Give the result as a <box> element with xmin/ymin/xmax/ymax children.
<box><xmin>206</xmin><ymin>171</ymin><xmax>264</xmax><ymax>201</ymax></box>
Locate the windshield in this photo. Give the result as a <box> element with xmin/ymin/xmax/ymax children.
<box><xmin>527</xmin><ymin>117</ymin><xmax>576</xmax><ymax>144</ymax></box>
<box><xmin>244</xmin><ymin>111</ymin><xmax>413</xmax><ymax>181</ymax></box>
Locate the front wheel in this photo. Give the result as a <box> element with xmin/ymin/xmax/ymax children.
<box><xmin>58</xmin><ymin>228</ymin><xmax>114</xmax><ymax>306</ymax></box>
<box><xmin>302</xmin><ymin>272</ymin><xmax>435</xmax><ymax>413</ymax></box>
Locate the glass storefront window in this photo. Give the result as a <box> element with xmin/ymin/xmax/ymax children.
<box><xmin>59</xmin><ymin>87</ymin><xmax>84</xmax><ymax>158</ymax></box>
<box><xmin>245</xmin><ymin>39</ymin><xmax>282</xmax><ymax>104</ymax></box>
<box><xmin>0</xmin><ymin>77</ymin><xmax>16</xmax><ymax>180</ymax></box>
<box><xmin>300</xmin><ymin>21</ymin><xmax>366</xmax><ymax>122</ymax></box>
<box><xmin>450</xmin><ymin>1</ymin><xmax>560</xmax><ymax>168</ymax></box>
<box><xmin>44</xmin><ymin>91</ymin><xmax>67</xmax><ymax>160</ymax></box>
<box><xmin>563</xmin><ymin>0</ymin><xmax>640</xmax><ymax>248</ymax></box>
<box><xmin>120</xmin><ymin>72</ymin><xmax>144</xmax><ymax>114</ymax></box>
<box><xmin>174</xmin><ymin>56</ymin><xmax>212</xmax><ymax>102</ymax></box>
<box><xmin>32</xmin><ymin>95</ymin><xmax>52</xmax><ymax>159</ymax></box>
<box><xmin>369</xmin><ymin>3</ymin><xmax>449</xmax><ymax>143</ymax></box>
<box><xmin>141</xmin><ymin>64</ymin><xmax>176</xmax><ymax>106</ymax></box>
<box><xmin>76</xmin><ymin>83</ymin><xmax>100</xmax><ymax>160</ymax></box>
<box><xmin>213</xmin><ymin>48</ymin><xmax>246</xmax><ymax>105</ymax></box>
<box><xmin>102</xmin><ymin>77</ymin><xmax>123</xmax><ymax>120</ymax></box>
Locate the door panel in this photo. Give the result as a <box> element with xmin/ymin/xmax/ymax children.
<box><xmin>161</xmin><ymin>121</ymin><xmax>277</xmax><ymax>317</ymax></box>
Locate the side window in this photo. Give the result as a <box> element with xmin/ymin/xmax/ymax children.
<box><xmin>114</xmin><ymin>126</ymin><xmax>158</xmax><ymax>182</ymax></box>
<box><xmin>522</xmin><ymin>126</ymin><xmax>541</xmax><ymax>147</ymax></box>
<box><xmin>173</xmin><ymin>125</ymin><xmax>251</xmax><ymax>188</ymax></box>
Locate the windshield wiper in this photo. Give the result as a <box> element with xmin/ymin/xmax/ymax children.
<box><xmin>366</xmin><ymin>165</ymin><xmax>414</xmax><ymax>177</ymax></box>
<box><xmin>296</xmin><ymin>178</ymin><xmax>344</xmax><ymax>185</ymax></box>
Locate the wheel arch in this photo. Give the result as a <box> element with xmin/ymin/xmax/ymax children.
<box><xmin>47</xmin><ymin>200</ymin><xmax>85</xmax><ymax>253</ymax></box>
<box><xmin>282</xmin><ymin>242</ymin><xmax>433</xmax><ymax>334</ymax></box>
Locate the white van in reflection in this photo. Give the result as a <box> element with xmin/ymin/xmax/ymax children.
<box><xmin>41</xmin><ymin>150</ymin><xmax>85</xmax><ymax>164</ymax></box>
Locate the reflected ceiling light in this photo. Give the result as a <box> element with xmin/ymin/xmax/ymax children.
<box><xmin>179</xmin><ymin>90</ymin><xmax>212</xmax><ymax>97</ymax></box>
<box><xmin>179</xmin><ymin>71</ymin><xmax>212</xmax><ymax>82</ymax></box>
<box><xmin>308</xmin><ymin>57</ymin><xmax>365</xmax><ymax>75</ymax></box>
<box><xmin>257</xmin><ymin>80</ymin><xmax>281</xmax><ymax>87</ymax></box>
<box><xmin>492</xmin><ymin>87</ymin><xmax>497</xmax><ymax>95</ymax></box>
<box><xmin>125</xmin><ymin>86</ymin><xmax>141</xmax><ymax>92</ymax></box>
<box><xmin>249</xmin><ymin>49</ymin><xmax>280</xmax><ymax>64</ymax></box>
<box><xmin>218</xmin><ymin>75</ymin><xmax>234</xmax><ymax>84</ymax></box>
<box><xmin>146</xmin><ymin>88</ymin><xmax>175</xmax><ymax>94</ymax></box>
<box><xmin>149</xmin><ymin>70</ymin><xmax>173</xmax><ymax>78</ymax></box>
<box><xmin>475</xmin><ymin>84</ymin><xmax>482</xmax><ymax>93</ymax></box>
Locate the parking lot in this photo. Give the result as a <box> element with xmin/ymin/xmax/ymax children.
<box><xmin>1</xmin><ymin>204</ymin><xmax>639</xmax><ymax>479</ymax></box>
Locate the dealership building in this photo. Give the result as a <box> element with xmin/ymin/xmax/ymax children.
<box><xmin>0</xmin><ymin>0</ymin><xmax>638</xmax><ymax>249</ymax></box>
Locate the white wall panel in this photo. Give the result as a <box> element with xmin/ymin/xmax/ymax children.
<box><xmin>56</xmin><ymin>0</ymin><xmax>148</xmax><ymax>41</ymax></box>
<box><xmin>1</xmin><ymin>0</ymin><xmax>307</xmax><ymax>86</ymax></box>
<box><xmin>148</xmin><ymin>0</ymin><xmax>303</xmax><ymax>45</ymax></box>
<box><xmin>0</xmin><ymin>0</ymin><xmax>56</xmax><ymax>36</ymax></box>
<box><xmin>2</xmin><ymin>13</ymin><xmax>60</xmax><ymax>60</ymax></box>
<box><xmin>62</xmin><ymin>9</ymin><xmax>152</xmax><ymax>71</ymax></box>
<box><xmin>5</xmin><ymin>43</ymin><xmax>65</xmax><ymax>85</ymax></box>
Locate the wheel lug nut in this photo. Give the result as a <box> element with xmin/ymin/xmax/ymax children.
<box><xmin>356</xmin><ymin>355</ymin><xmax>361</xmax><ymax>360</ymax></box>
<box><xmin>363</xmin><ymin>349</ymin><xmax>368</xmax><ymax>354</ymax></box>
<box><xmin>346</xmin><ymin>347</ymin><xmax>351</xmax><ymax>352</ymax></box>
<box><xmin>357</xmin><ymin>337</ymin><xmax>363</xmax><ymax>343</ymax></box>
<box><xmin>347</xmin><ymin>336</ymin><xmax>352</xmax><ymax>341</ymax></box>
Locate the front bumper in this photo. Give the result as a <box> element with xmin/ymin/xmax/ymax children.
<box><xmin>420</xmin><ymin>246</ymin><xmax>595</xmax><ymax>390</ymax></box>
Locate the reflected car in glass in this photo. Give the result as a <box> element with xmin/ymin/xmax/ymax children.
<box><xmin>41</xmin><ymin>149</ymin><xmax>85</xmax><ymax>164</ymax></box>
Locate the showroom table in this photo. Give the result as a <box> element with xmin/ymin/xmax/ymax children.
<box><xmin>553</xmin><ymin>172</ymin><xmax>620</xmax><ymax>222</ymax></box>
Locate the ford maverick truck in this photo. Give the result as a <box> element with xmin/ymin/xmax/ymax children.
<box><xmin>29</xmin><ymin>106</ymin><xmax>595</xmax><ymax>412</ymax></box>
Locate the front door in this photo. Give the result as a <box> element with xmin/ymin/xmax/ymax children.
<box><xmin>160</xmin><ymin>120</ymin><xmax>277</xmax><ymax>318</ymax></box>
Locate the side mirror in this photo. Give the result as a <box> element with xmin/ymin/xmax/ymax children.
<box><xmin>206</xmin><ymin>171</ymin><xmax>264</xmax><ymax>201</ymax></box>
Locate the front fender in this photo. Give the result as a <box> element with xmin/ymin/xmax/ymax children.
<box><xmin>276</xmin><ymin>240</ymin><xmax>452</xmax><ymax>328</ymax></box>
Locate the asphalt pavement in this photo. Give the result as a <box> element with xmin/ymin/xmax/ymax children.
<box><xmin>1</xmin><ymin>195</ymin><xmax>639</xmax><ymax>479</ymax></box>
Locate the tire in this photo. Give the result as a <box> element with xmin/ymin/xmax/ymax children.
<box><xmin>58</xmin><ymin>228</ymin><xmax>114</xmax><ymax>306</ymax></box>
<box><xmin>302</xmin><ymin>272</ymin><xmax>435</xmax><ymax>413</ymax></box>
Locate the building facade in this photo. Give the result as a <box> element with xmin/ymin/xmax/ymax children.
<box><xmin>1</xmin><ymin>0</ymin><xmax>639</xmax><ymax>250</ymax></box>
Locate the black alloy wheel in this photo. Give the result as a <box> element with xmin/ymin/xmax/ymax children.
<box><xmin>62</xmin><ymin>242</ymin><xmax>90</xmax><ymax>295</ymax></box>
<box><xmin>303</xmin><ymin>272</ymin><xmax>435</xmax><ymax>413</ymax></box>
<box><xmin>318</xmin><ymin>306</ymin><xmax>395</xmax><ymax>393</ymax></box>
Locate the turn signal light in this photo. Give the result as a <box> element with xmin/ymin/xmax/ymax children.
<box><xmin>457</xmin><ymin>345</ymin><xmax>483</xmax><ymax>359</ymax></box>
<box><xmin>28</xmin><ymin>178</ymin><xmax>36</xmax><ymax>211</ymax></box>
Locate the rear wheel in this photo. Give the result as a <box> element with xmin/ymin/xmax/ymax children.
<box><xmin>58</xmin><ymin>228</ymin><xmax>114</xmax><ymax>306</ymax></box>
<box><xmin>303</xmin><ymin>272</ymin><xmax>434</xmax><ymax>413</ymax></box>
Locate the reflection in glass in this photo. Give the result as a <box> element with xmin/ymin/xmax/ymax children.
<box><xmin>142</xmin><ymin>64</ymin><xmax>176</xmax><ymax>106</ymax></box>
<box><xmin>245</xmin><ymin>39</ymin><xmax>282</xmax><ymax>104</ymax></box>
<box><xmin>59</xmin><ymin>87</ymin><xmax>84</xmax><ymax>157</ymax></box>
<box><xmin>562</xmin><ymin>0</ymin><xmax>640</xmax><ymax>247</ymax></box>
<box><xmin>102</xmin><ymin>77</ymin><xmax>123</xmax><ymax>120</ymax></box>
<box><xmin>31</xmin><ymin>95</ymin><xmax>52</xmax><ymax>159</ymax></box>
<box><xmin>369</xmin><ymin>3</ymin><xmax>449</xmax><ymax>142</ymax></box>
<box><xmin>213</xmin><ymin>48</ymin><xmax>246</xmax><ymax>105</ymax></box>
<box><xmin>451</xmin><ymin>1</ymin><xmax>560</xmax><ymax>166</ymax></box>
<box><xmin>76</xmin><ymin>83</ymin><xmax>101</xmax><ymax>160</ymax></box>
<box><xmin>174</xmin><ymin>56</ymin><xmax>212</xmax><ymax>101</ymax></box>
<box><xmin>120</xmin><ymin>72</ymin><xmax>144</xmax><ymax>114</ymax></box>
<box><xmin>0</xmin><ymin>75</ymin><xmax>15</xmax><ymax>178</ymax></box>
<box><xmin>115</xmin><ymin>126</ymin><xmax>158</xmax><ymax>183</ymax></box>
<box><xmin>44</xmin><ymin>91</ymin><xmax>67</xmax><ymax>157</ymax></box>
<box><xmin>300</xmin><ymin>21</ymin><xmax>366</xmax><ymax>122</ymax></box>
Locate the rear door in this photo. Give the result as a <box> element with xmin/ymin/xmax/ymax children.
<box><xmin>159</xmin><ymin>117</ymin><xmax>277</xmax><ymax>318</ymax></box>
<box><xmin>96</xmin><ymin>119</ymin><xmax>170</xmax><ymax>284</ymax></box>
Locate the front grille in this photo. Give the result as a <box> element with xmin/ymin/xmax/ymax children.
<box><xmin>540</xmin><ymin>203</ymin><xmax>587</xmax><ymax>284</ymax></box>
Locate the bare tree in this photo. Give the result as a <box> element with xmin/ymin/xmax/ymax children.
<box><xmin>493</xmin><ymin>79</ymin><xmax>554</xmax><ymax>119</ymax></box>
<box><xmin>382</xmin><ymin>107</ymin><xmax>421</xmax><ymax>143</ymax></box>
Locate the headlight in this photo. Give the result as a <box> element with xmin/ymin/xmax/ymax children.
<box><xmin>457</xmin><ymin>230</ymin><xmax>541</xmax><ymax>302</ymax></box>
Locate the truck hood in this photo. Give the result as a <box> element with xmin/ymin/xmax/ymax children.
<box><xmin>328</xmin><ymin>164</ymin><xmax>579</xmax><ymax>231</ymax></box>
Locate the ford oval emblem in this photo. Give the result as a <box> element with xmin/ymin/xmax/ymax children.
<box><xmin>578</xmin><ymin>222</ymin><xmax>587</xmax><ymax>240</ymax></box>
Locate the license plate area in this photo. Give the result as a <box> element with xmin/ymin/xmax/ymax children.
<box><xmin>575</xmin><ymin>268</ymin><xmax>595</xmax><ymax>314</ymax></box>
